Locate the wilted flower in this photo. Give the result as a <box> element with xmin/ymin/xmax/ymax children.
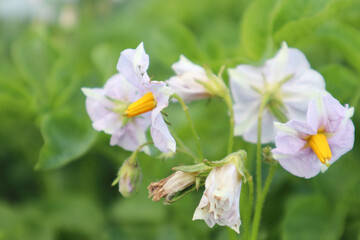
<box><xmin>117</xmin><ymin>157</ymin><xmax>141</xmax><ymax>197</ymax></box>
<box><xmin>229</xmin><ymin>42</ymin><xmax>326</xmax><ymax>143</ymax></box>
<box><xmin>167</xmin><ymin>55</ymin><xmax>227</xmax><ymax>102</ymax></box>
<box><xmin>193</xmin><ymin>162</ymin><xmax>242</xmax><ymax>233</ymax></box>
<box><xmin>82</xmin><ymin>43</ymin><xmax>176</xmax><ymax>153</ymax></box>
<box><xmin>148</xmin><ymin>171</ymin><xmax>196</xmax><ymax>203</ymax></box>
<box><xmin>272</xmin><ymin>93</ymin><xmax>355</xmax><ymax>178</ymax></box>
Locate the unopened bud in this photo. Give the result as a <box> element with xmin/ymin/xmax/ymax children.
<box><xmin>117</xmin><ymin>158</ymin><xmax>141</xmax><ymax>197</ymax></box>
<box><xmin>148</xmin><ymin>171</ymin><xmax>196</xmax><ymax>204</ymax></box>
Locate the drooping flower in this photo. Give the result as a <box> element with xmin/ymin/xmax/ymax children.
<box><xmin>272</xmin><ymin>93</ymin><xmax>355</xmax><ymax>178</ymax></box>
<box><xmin>82</xmin><ymin>43</ymin><xmax>176</xmax><ymax>153</ymax></box>
<box><xmin>148</xmin><ymin>171</ymin><xmax>196</xmax><ymax>203</ymax></box>
<box><xmin>167</xmin><ymin>55</ymin><xmax>227</xmax><ymax>102</ymax></box>
<box><xmin>193</xmin><ymin>162</ymin><xmax>242</xmax><ymax>233</ymax></box>
<box><xmin>229</xmin><ymin>42</ymin><xmax>326</xmax><ymax>143</ymax></box>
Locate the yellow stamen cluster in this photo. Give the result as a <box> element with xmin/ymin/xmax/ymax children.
<box><xmin>124</xmin><ymin>92</ymin><xmax>157</xmax><ymax>118</ymax></box>
<box><xmin>308</xmin><ymin>133</ymin><xmax>332</xmax><ymax>167</ymax></box>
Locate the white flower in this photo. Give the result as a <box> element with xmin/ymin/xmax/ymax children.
<box><xmin>167</xmin><ymin>55</ymin><xmax>226</xmax><ymax>102</ymax></box>
<box><xmin>273</xmin><ymin>93</ymin><xmax>355</xmax><ymax>178</ymax></box>
<box><xmin>229</xmin><ymin>42</ymin><xmax>326</xmax><ymax>143</ymax></box>
<box><xmin>82</xmin><ymin>43</ymin><xmax>176</xmax><ymax>153</ymax></box>
<box><xmin>193</xmin><ymin>162</ymin><xmax>242</xmax><ymax>233</ymax></box>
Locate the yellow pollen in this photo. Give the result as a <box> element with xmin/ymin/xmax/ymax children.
<box><xmin>308</xmin><ymin>133</ymin><xmax>332</xmax><ymax>167</ymax></box>
<box><xmin>124</xmin><ymin>92</ymin><xmax>157</xmax><ymax>118</ymax></box>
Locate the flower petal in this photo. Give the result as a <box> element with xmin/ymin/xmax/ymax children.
<box><xmin>327</xmin><ymin>111</ymin><xmax>355</xmax><ymax>164</ymax></box>
<box><xmin>266</xmin><ymin>42</ymin><xmax>311</xmax><ymax>84</ymax></box>
<box><xmin>149</xmin><ymin>81</ymin><xmax>176</xmax><ymax>153</ymax></box>
<box><xmin>116</xmin><ymin>42</ymin><xmax>150</xmax><ymax>87</ymax></box>
<box><xmin>110</xmin><ymin>114</ymin><xmax>151</xmax><ymax>151</ymax></box>
<box><xmin>275</xmin><ymin>149</ymin><xmax>322</xmax><ymax>179</ymax></box>
<box><xmin>103</xmin><ymin>73</ymin><xmax>140</xmax><ymax>102</ymax></box>
<box><xmin>172</xmin><ymin>55</ymin><xmax>204</xmax><ymax>74</ymax></box>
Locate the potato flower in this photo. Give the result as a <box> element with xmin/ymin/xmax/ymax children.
<box><xmin>229</xmin><ymin>42</ymin><xmax>326</xmax><ymax>143</ymax></box>
<box><xmin>193</xmin><ymin>162</ymin><xmax>242</xmax><ymax>233</ymax></box>
<box><xmin>82</xmin><ymin>43</ymin><xmax>176</xmax><ymax>153</ymax></box>
<box><xmin>272</xmin><ymin>93</ymin><xmax>355</xmax><ymax>178</ymax></box>
<box><xmin>167</xmin><ymin>55</ymin><xmax>227</xmax><ymax>102</ymax></box>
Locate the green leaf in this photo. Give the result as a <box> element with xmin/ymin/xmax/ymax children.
<box><xmin>274</xmin><ymin>0</ymin><xmax>355</xmax><ymax>45</ymax></box>
<box><xmin>320</xmin><ymin>64</ymin><xmax>360</xmax><ymax>104</ymax></box>
<box><xmin>239</xmin><ymin>0</ymin><xmax>283</xmax><ymax>61</ymax></box>
<box><xmin>316</xmin><ymin>21</ymin><xmax>360</xmax><ymax>74</ymax></box>
<box><xmin>282</xmin><ymin>195</ymin><xmax>347</xmax><ymax>240</ymax></box>
<box><xmin>35</xmin><ymin>108</ymin><xmax>96</xmax><ymax>170</ymax></box>
<box><xmin>91</xmin><ymin>43</ymin><xmax>119</xmax><ymax>80</ymax></box>
<box><xmin>11</xmin><ymin>34</ymin><xmax>58</xmax><ymax>99</ymax></box>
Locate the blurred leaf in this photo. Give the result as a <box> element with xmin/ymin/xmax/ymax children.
<box><xmin>239</xmin><ymin>0</ymin><xmax>283</xmax><ymax>61</ymax></box>
<box><xmin>11</xmin><ymin>34</ymin><xmax>58</xmax><ymax>102</ymax></box>
<box><xmin>36</xmin><ymin>108</ymin><xmax>96</xmax><ymax>170</ymax></box>
<box><xmin>282</xmin><ymin>195</ymin><xmax>347</xmax><ymax>240</ymax></box>
<box><xmin>274</xmin><ymin>0</ymin><xmax>355</xmax><ymax>45</ymax></box>
<box><xmin>0</xmin><ymin>202</ymin><xmax>54</xmax><ymax>240</ymax></box>
<box><xmin>320</xmin><ymin>64</ymin><xmax>360</xmax><ymax>103</ymax></box>
<box><xmin>91</xmin><ymin>43</ymin><xmax>119</xmax><ymax>80</ymax></box>
<box><xmin>316</xmin><ymin>21</ymin><xmax>360</xmax><ymax>74</ymax></box>
<box><xmin>44</xmin><ymin>195</ymin><xmax>105</xmax><ymax>239</ymax></box>
<box><xmin>110</xmin><ymin>194</ymin><xmax>166</xmax><ymax>223</ymax></box>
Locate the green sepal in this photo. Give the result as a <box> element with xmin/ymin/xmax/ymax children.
<box><xmin>195</xmin><ymin>65</ymin><xmax>228</xmax><ymax>98</ymax></box>
<box><xmin>268</xmin><ymin>99</ymin><xmax>288</xmax><ymax>123</ymax></box>
<box><xmin>172</xmin><ymin>163</ymin><xmax>212</xmax><ymax>173</ymax></box>
<box><xmin>262</xmin><ymin>146</ymin><xmax>277</xmax><ymax>166</ymax></box>
<box><xmin>164</xmin><ymin>182</ymin><xmax>204</xmax><ymax>205</ymax></box>
<box><xmin>195</xmin><ymin>176</ymin><xmax>201</xmax><ymax>190</ymax></box>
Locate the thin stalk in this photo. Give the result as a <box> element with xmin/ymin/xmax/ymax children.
<box><xmin>250</xmin><ymin>165</ymin><xmax>276</xmax><ymax>240</ymax></box>
<box><xmin>224</xmin><ymin>92</ymin><xmax>235</xmax><ymax>154</ymax></box>
<box><xmin>170</xmin><ymin>129</ymin><xmax>199</xmax><ymax>162</ymax></box>
<box><xmin>250</xmin><ymin>96</ymin><xmax>267</xmax><ymax>240</ymax></box>
<box><xmin>243</xmin><ymin>171</ymin><xmax>254</xmax><ymax>240</ymax></box>
<box><xmin>129</xmin><ymin>141</ymin><xmax>154</xmax><ymax>163</ymax></box>
<box><xmin>176</xmin><ymin>147</ymin><xmax>199</xmax><ymax>161</ymax></box>
<box><xmin>173</xmin><ymin>94</ymin><xmax>203</xmax><ymax>162</ymax></box>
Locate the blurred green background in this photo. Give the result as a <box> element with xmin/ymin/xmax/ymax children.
<box><xmin>1</xmin><ymin>0</ymin><xmax>360</xmax><ymax>239</ymax></box>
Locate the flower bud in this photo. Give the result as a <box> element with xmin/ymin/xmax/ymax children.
<box><xmin>117</xmin><ymin>158</ymin><xmax>141</xmax><ymax>197</ymax></box>
<box><xmin>148</xmin><ymin>171</ymin><xmax>196</xmax><ymax>204</ymax></box>
<box><xmin>167</xmin><ymin>55</ymin><xmax>228</xmax><ymax>102</ymax></box>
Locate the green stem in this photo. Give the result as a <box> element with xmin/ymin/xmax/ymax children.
<box><xmin>172</xmin><ymin>94</ymin><xmax>203</xmax><ymax>162</ymax></box>
<box><xmin>224</xmin><ymin>92</ymin><xmax>235</xmax><ymax>154</ymax></box>
<box><xmin>243</xmin><ymin>171</ymin><xmax>254</xmax><ymax>240</ymax></box>
<box><xmin>250</xmin><ymin>96</ymin><xmax>267</xmax><ymax>240</ymax></box>
<box><xmin>170</xmin><ymin>129</ymin><xmax>199</xmax><ymax>162</ymax></box>
<box><xmin>250</xmin><ymin>165</ymin><xmax>276</xmax><ymax>240</ymax></box>
<box><xmin>129</xmin><ymin>141</ymin><xmax>154</xmax><ymax>163</ymax></box>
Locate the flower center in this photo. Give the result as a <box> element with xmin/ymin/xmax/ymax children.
<box><xmin>124</xmin><ymin>92</ymin><xmax>157</xmax><ymax>117</ymax></box>
<box><xmin>308</xmin><ymin>133</ymin><xmax>332</xmax><ymax>167</ymax></box>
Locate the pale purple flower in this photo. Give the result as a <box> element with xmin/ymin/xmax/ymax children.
<box><xmin>167</xmin><ymin>55</ymin><xmax>216</xmax><ymax>102</ymax></box>
<box><xmin>193</xmin><ymin>162</ymin><xmax>242</xmax><ymax>233</ymax></box>
<box><xmin>272</xmin><ymin>93</ymin><xmax>355</xmax><ymax>178</ymax></box>
<box><xmin>229</xmin><ymin>42</ymin><xmax>326</xmax><ymax>143</ymax></box>
<box><xmin>82</xmin><ymin>43</ymin><xmax>176</xmax><ymax>153</ymax></box>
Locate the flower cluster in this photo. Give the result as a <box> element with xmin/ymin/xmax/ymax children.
<box><xmin>83</xmin><ymin>42</ymin><xmax>355</xmax><ymax>235</ymax></box>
